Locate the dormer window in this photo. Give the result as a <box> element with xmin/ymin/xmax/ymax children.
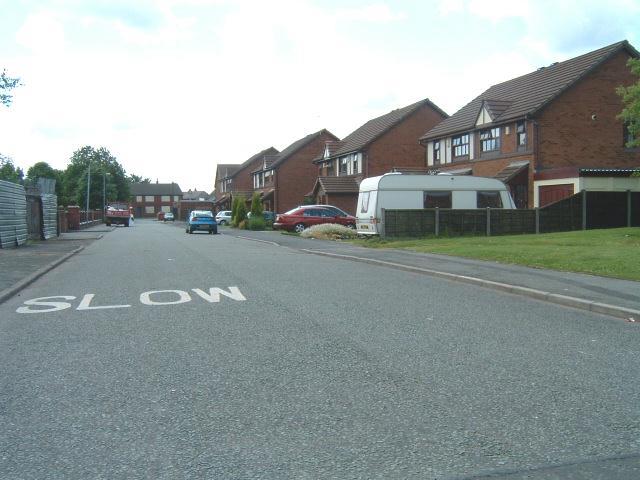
<box><xmin>433</xmin><ymin>141</ymin><xmax>441</xmax><ymax>165</ymax></box>
<box><xmin>480</xmin><ymin>127</ymin><xmax>500</xmax><ymax>152</ymax></box>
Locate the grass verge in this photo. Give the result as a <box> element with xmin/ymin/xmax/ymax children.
<box><xmin>351</xmin><ymin>227</ymin><xmax>640</xmax><ymax>281</ymax></box>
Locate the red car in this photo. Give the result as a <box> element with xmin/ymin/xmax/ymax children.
<box><xmin>273</xmin><ymin>205</ymin><xmax>356</xmax><ymax>233</ymax></box>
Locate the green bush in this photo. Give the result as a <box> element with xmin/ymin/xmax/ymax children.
<box><xmin>231</xmin><ymin>197</ymin><xmax>240</xmax><ymax>225</ymax></box>
<box><xmin>246</xmin><ymin>216</ymin><xmax>266</xmax><ymax>230</ymax></box>
<box><xmin>250</xmin><ymin>192</ymin><xmax>263</xmax><ymax>217</ymax></box>
<box><xmin>234</xmin><ymin>199</ymin><xmax>247</xmax><ymax>226</ymax></box>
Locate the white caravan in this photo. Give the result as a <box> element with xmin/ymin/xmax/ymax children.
<box><xmin>356</xmin><ymin>173</ymin><xmax>516</xmax><ymax>235</ymax></box>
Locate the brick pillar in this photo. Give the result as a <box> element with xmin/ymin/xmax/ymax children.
<box><xmin>58</xmin><ymin>207</ymin><xmax>68</xmax><ymax>233</ymax></box>
<box><xmin>67</xmin><ymin>206</ymin><xmax>80</xmax><ymax>230</ymax></box>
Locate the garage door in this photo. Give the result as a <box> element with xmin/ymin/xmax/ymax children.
<box><xmin>539</xmin><ymin>184</ymin><xmax>574</xmax><ymax>207</ymax></box>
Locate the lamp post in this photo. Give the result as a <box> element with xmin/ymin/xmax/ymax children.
<box><xmin>102</xmin><ymin>172</ymin><xmax>110</xmax><ymax>221</ymax></box>
<box><xmin>85</xmin><ymin>162</ymin><xmax>91</xmax><ymax>223</ymax></box>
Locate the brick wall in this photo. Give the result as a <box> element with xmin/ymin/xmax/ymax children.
<box><xmin>325</xmin><ymin>193</ymin><xmax>358</xmax><ymax>216</ymax></box>
<box><xmin>367</xmin><ymin>104</ymin><xmax>447</xmax><ymax>177</ymax></box>
<box><xmin>537</xmin><ymin>50</ymin><xmax>640</xmax><ymax>170</ymax></box>
<box><xmin>275</xmin><ymin>131</ymin><xmax>338</xmax><ymax>213</ymax></box>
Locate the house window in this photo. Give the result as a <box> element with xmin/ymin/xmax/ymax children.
<box><xmin>480</xmin><ymin>127</ymin><xmax>501</xmax><ymax>152</ymax></box>
<box><xmin>145</xmin><ymin>206</ymin><xmax>155</xmax><ymax>214</ymax></box>
<box><xmin>161</xmin><ymin>195</ymin><xmax>170</xmax><ymax>202</ymax></box>
<box><xmin>517</xmin><ymin>121</ymin><xmax>527</xmax><ymax>148</ymax></box>
<box><xmin>326</xmin><ymin>162</ymin><xmax>335</xmax><ymax>176</ymax></box>
<box><xmin>433</xmin><ymin>141</ymin><xmax>441</xmax><ymax>165</ymax></box>
<box><xmin>136</xmin><ymin>195</ymin><xmax>142</xmax><ymax>202</ymax></box>
<box><xmin>477</xmin><ymin>191</ymin><xmax>503</xmax><ymax>208</ymax></box>
<box><xmin>351</xmin><ymin>155</ymin><xmax>359</xmax><ymax>175</ymax></box>
<box><xmin>339</xmin><ymin>158</ymin><xmax>348</xmax><ymax>175</ymax></box>
<box><xmin>424</xmin><ymin>191</ymin><xmax>452</xmax><ymax>208</ymax></box>
<box><xmin>452</xmin><ymin>134</ymin><xmax>469</xmax><ymax>157</ymax></box>
<box><xmin>144</xmin><ymin>195</ymin><xmax>154</xmax><ymax>202</ymax></box>
<box><xmin>265</xmin><ymin>170</ymin><xmax>273</xmax><ymax>184</ymax></box>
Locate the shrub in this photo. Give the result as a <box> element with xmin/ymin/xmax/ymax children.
<box><xmin>231</xmin><ymin>196</ymin><xmax>239</xmax><ymax>225</ymax></box>
<box><xmin>250</xmin><ymin>192</ymin><xmax>263</xmax><ymax>217</ymax></box>
<box><xmin>233</xmin><ymin>197</ymin><xmax>247</xmax><ymax>226</ymax></box>
<box><xmin>246</xmin><ymin>216</ymin><xmax>266</xmax><ymax>230</ymax></box>
<box><xmin>300</xmin><ymin>223</ymin><xmax>357</xmax><ymax>240</ymax></box>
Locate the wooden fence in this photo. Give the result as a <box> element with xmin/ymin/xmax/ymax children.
<box><xmin>383</xmin><ymin>191</ymin><xmax>640</xmax><ymax>238</ymax></box>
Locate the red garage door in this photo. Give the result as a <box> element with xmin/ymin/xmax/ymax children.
<box><xmin>539</xmin><ymin>184</ymin><xmax>574</xmax><ymax>207</ymax></box>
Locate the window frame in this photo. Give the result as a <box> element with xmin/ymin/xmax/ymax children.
<box><xmin>452</xmin><ymin>134</ymin><xmax>470</xmax><ymax>158</ymax></box>
<box><xmin>433</xmin><ymin>141</ymin><xmax>441</xmax><ymax>165</ymax></box>
<box><xmin>480</xmin><ymin>127</ymin><xmax>501</xmax><ymax>153</ymax></box>
<box><xmin>477</xmin><ymin>191</ymin><xmax>503</xmax><ymax>208</ymax></box>
<box><xmin>423</xmin><ymin>191</ymin><xmax>452</xmax><ymax>208</ymax></box>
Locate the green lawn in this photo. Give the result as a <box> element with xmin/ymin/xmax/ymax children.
<box><xmin>351</xmin><ymin>228</ymin><xmax>640</xmax><ymax>281</ymax></box>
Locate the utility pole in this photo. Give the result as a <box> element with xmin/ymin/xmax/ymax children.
<box><xmin>86</xmin><ymin>163</ymin><xmax>91</xmax><ymax>223</ymax></box>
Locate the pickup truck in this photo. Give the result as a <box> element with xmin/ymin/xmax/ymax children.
<box><xmin>105</xmin><ymin>204</ymin><xmax>132</xmax><ymax>227</ymax></box>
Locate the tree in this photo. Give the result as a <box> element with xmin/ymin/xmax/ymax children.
<box><xmin>127</xmin><ymin>173</ymin><xmax>151</xmax><ymax>184</ymax></box>
<box><xmin>617</xmin><ymin>58</ymin><xmax>640</xmax><ymax>148</ymax></box>
<box><xmin>0</xmin><ymin>154</ymin><xmax>24</xmax><ymax>183</ymax></box>
<box><xmin>61</xmin><ymin>146</ymin><xmax>130</xmax><ymax>208</ymax></box>
<box><xmin>26</xmin><ymin>161</ymin><xmax>63</xmax><ymax>194</ymax></box>
<box><xmin>250</xmin><ymin>192</ymin><xmax>263</xmax><ymax>217</ymax></box>
<box><xmin>0</xmin><ymin>69</ymin><xmax>21</xmax><ymax>107</ymax></box>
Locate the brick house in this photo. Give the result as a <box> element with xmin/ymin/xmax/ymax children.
<box><xmin>130</xmin><ymin>182</ymin><xmax>182</xmax><ymax>218</ymax></box>
<box><xmin>420</xmin><ymin>40</ymin><xmax>640</xmax><ymax>208</ymax></box>
<box><xmin>251</xmin><ymin>129</ymin><xmax>339</xmax><ymax>213</ymax></box>
<box><xmin>310</xmin><ymin>98</ymin><xmax>448</xmax><ymax>215</ymax></box>
<box><xmin>213</xmin><ymin>149</ymin><xmax>279</xmax><ymax>212</ymax></box>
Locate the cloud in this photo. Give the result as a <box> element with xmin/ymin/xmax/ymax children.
<box><xmin>335</xmin><ymin>4</ymin><xmax>407</xmax><ymax>23</ymax></box>
<box><xmin>15</xmin><ymin>10</ymin><xmax>66</xmax><ymax>53</ymax></box>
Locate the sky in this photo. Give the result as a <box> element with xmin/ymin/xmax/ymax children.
<box><xmin>1</xmin><ymin>0</ymin><xmax>639</xmax><ymax>193</ymax></box>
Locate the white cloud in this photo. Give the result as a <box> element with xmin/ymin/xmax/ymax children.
<box><xmin>15</xmin><ymin>10</ymin><xmax>66</xmax><ymax>53</ymax></box>
<box><xmin>335</xmin><ymin>4</ymin><xmax>407</xmax><ymax>23</ymax></box>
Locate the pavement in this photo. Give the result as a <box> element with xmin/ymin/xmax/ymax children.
<box><xmin>1</xmin><ymin>221</ymin><xmax>639</xmax><ymax>321</ymax></box>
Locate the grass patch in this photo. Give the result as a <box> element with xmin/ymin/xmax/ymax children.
<box><xmin>351</xmin><ymin>228</ymin><xmax>640</xmax><ymax>281</ymax></box>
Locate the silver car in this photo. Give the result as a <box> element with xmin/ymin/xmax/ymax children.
<box><xmin>215</xmin><ymin>210</ymin><xmax>232</xmax><ymax>225</ymax></box>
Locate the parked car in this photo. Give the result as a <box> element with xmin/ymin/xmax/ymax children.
<box><xmin>186</xmin><ymin>210</ymin><xmax>217</xmax><ymax>234</ymax></box>
<box><xmin>163</xmin><ymin>212</ymin><xmax>175</xmax><ymax>222</ymax></box>
<box><xmin>273</xmin><ymin>206</ymin><xmax>356</xmax><ymax>233</ymax></box>
<box><xmin>215</xmin><ymin>210</ymin><xmax>232</xmax><ymax>225</ymax></box>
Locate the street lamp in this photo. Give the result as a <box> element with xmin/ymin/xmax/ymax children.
<box><xmin>103</xmin><ymin>172</ymin><xmax>110</xmax><ymax>220</ymax></box>
<box><xmin>85</xmin><ymin>162</ymin><xmax>91</xmax><ymax>223</ymax></box>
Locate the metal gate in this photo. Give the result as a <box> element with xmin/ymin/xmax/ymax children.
<box><xmin>41</xmin><ymin>194</ymin><xmax>58</xmax><ymax>239</ymax></box>
<box><xmin>0</xmin><ymin>179</ymin><xmax>28</xmax><ymax>248</ymax></box>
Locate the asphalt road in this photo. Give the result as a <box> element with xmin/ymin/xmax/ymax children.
<box><xmin>1</xmin><ymin>220</ymin><xmax>639</xmax><ymax>479</ymax></box>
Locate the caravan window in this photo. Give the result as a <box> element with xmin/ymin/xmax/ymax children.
<box><xmin>424</xmin><ymin>191</ymin><xmax>452</xmax><ymax>208</ymax></box>
<box><xmin>477</xmin><ymin>191</ymin><xmax>503</xmax><ymax>208</ymax></box>
<box><xmin>360</xmin><ymin>192</ymin><xmax>370</xmax><ymax>213</ymax></box>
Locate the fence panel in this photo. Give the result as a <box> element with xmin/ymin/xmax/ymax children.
<box><xmin>0</xmin><ymin>180</ymin><xmax>28</xmax><ymax>248</ymax></box>
<box><xmin>490</xmin><ymin>209</ymin><xmax>536</xmax><ymax>235</ymax></box>
<box><xmin>539</xmin><ymin>192</ymin><xmax>583</xmax><ymax>233</ymax></box>
<box><xmin>42</xmin><ymin>194</ymin><xmax>58</xmax><ymax>239</ymax></box>
<box><xmin>439</xmin><ymin>209</ymin><xmax>486</xmax><ymax>236</ymax></box>
<box><xmin>384</xmin><ymin>209</ymin><xmax>436</xmax><ymax>237</ymax></box>
<box><xmin>633</xmin><ymin>193</ymin><xmax>640</xmax><ymax>227</ymax></box>
<box><xmin>26</xmin><ymin>194</ymin><xmax>42</xmax><ymax>240</ymax></box>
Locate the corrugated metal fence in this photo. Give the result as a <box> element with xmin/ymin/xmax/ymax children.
<box><xmin>42</xmin><ymin>194</ymin><xmax>58</xmax><ymax>239</ymax></box>
<box><xmin>0</xmin><ymin>179</ymin><xmax>28</xmax><ymax>248</ymax></box>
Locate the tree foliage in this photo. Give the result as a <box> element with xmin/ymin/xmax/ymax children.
<box><xmin>0</xmin><ymin>154</ymin><xmax>24</xmax><ymax>183</ymax></box>
<box><xmin>0</xmin><ymin>69</ymin><xmax>21</xmax><ymax>107</ymax></box>
<box><xmin>250</xmin><ymin>192</ymin><xmax>263</xmax><ymax>217</ymax></box>
<box><xmin>26</xmin><ymin>161</ymin><xmax>63</xmax><ymax>194</ymax></box>
<box><xmin>617</xmin><ymin>57</ymin><xmax>640</xmax><ymax>148</ymax></box>
<box><xmin>128</xmin><ymin>173</ymin><xmax>151</xmax><ymax>184</ymax></box>
<box><xmin>61</xmin><ymin>146</ymin><xmax>130</xmax><ymax>208</ymax></box>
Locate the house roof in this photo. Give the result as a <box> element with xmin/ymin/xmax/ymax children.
<box><xmin>130</xmin><ymin>182</ymin><xmax>182</xmax><ymax>196</ymax></box>
<box><xmin>219</xmin><ymin>147</ymin><xmax>280</xmax><ymax>180</ymax></box>
<box><xmin>421</xmin><ymin>40</ymin><xmax>639</xmax><ymax>141</ymax></box>
<box><xmin>269</xmin><ymin>129</ymin><xmax>339</xmax><ymax>169</ymax></box>
<box><xmin>312</xmin><ymin>176</ymin><xmax>360</xmax><ymax>195</ymax></box>
<box><xmin>183</xmin><ymin>189</ymin><xmax>212</xmax><ymax>200</ymax></box>
<box><xmin>331</xmin><ymin>98</ymin><xmax>448</xmax><ymax>157</ymax></box>
<box><xmin>494</xmin><ymin>161</ymin><xmax>530</xmax><ymax>183</ymax></box>
<box><xmin>216</xmin><ymin>164</ymin><xmax>240</xmax><ymax>181</ymax></box>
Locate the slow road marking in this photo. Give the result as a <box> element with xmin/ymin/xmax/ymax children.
<box><xmin>16</xmin><ymin>286</ymin><xmax>247</xmax><ymax>314</ymax></box>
